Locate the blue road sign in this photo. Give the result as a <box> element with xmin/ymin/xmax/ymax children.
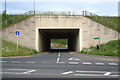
<box><xmin>15</xmin><ymin>31</ymin><xmax>20</xmax><ymax>35</ymax></box>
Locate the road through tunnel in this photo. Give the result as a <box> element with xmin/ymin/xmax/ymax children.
<box><xmin>37</xmin><ymin>29</ymin><xmax>81</xmax><ymax>52</ymax></box>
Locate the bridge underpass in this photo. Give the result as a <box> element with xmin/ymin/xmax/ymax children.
<box><xmin>37</xmin><ymin>29</ymin><xmax>81</xmax><ymax>52</ymax></box>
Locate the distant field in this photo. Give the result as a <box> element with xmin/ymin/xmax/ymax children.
<box><xmin>86</xmin><ymin>16</ymin><xmax>119</xmax><ymax>32</ymax></box>
<box><xmin>51</xmin><ymin>39</ymin><xmax>67</xmax><ymax>48</ymax></box>
<box><xmin>80</xmin><ymin>40</ymin><xmax>119</xmax><ymax>57</ymax></box>
<box><xmin>2</xmin><ymin>39</ymin><xmax>37</xmax><ymax>57</ymax></box>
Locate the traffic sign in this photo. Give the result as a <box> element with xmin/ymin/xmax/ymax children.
<box><xmin>94</xmin><ymin>37</ymin><xmax>99</xmax><ymax>39</ymax></box>
<box><xmin>15</xmin><ymin>31</ymin><xmax>20</xmax><ymax>35</ymax></box>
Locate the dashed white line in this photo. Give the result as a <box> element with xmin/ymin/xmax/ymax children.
<box><xmin>69</xmin><ymin>62</ymin><xmax>78</xmax><ymax>64</ymax></box>
<box><xmin>11</xmin><ymin>61</ymin><xmax>21</xmax><ymax>63</ymax></box>
<box><xmin>108</xmin><ymin>63</ymin><xmax>118</xmax><ymax>66</ymax></box>
<box><xmin>0</xmin><ymin>61</ymin><xmax>7</xmax><ymax>63</ymax></box>
<box><xmin>57</xmin><ymin>52</ymin><xmax>61</xmax><ymax>63</ymax></box>
<box><xmin>59</xmin><ymin>62</ymin><xmax>65</xmax><ymax>64</ymax></box>
<box><xmin>76</xmin><ymin>71</ymin><xmax>106</xmax><ymax>73</ymax></box>
<box><xmin>95</xmin><ymin>62</ymin><xmax>105</xmax><ymax>65</ymax></box>
<box><xmin>26</xmin><ymin>62</ymin><xmax>36</xmax><ymax>64</ymax></box>
<box><xmin>83</xmin><ymin>62</ymin><xmax>92</xmax><ymax>65</ymax></box>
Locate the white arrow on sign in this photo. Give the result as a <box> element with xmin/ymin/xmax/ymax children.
<box><xmin>62</xmin><ymin>71</ymin><xmax>73</xmax><ymax>75</ymax></box>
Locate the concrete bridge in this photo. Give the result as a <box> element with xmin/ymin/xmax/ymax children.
<box><xmin>2</xmin><ymin>14</ymin><xmax>119</xmax><ymax>52</ymax></box>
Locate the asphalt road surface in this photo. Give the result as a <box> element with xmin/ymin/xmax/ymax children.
<box><xmin>1</xmin><ymin>52</ymin><xmax>119</xmax><ymax>79</ymax></box>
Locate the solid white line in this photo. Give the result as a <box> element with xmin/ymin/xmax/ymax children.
<box><xmin>104</xmin><ymin>72</ymin><xmax>111</xmax><ymax>76</ymax></box>
<box><xmin>11</xmin><ymin>61</ymin><xmax>21</xmax><ymax>63</ymax></box>
<box><xmin>23</xmin><ymin>70</ymin><xmax>36</xmax><ymax>74</ymax></box>
<box><xmin>26</xmin><ymin>62</ymin><xmax>36</xmax><ymax>63</ymax></box>
<box><xmin>76</xmin><ymin>71</ymin><xmax>106</xmax><ymax>73</ymax></box>
<box><xmin>62</xmin><ymin>71</ymin><xmax>73</xmax><ymax>75</ymax></box>
<box><xmin>83</xmin><ymin>62</ymin><xmax>92</xmax><ymax>65</ymax></box>
<box><xmin>69</xmin><ymin>62</ymin><xmax>78</xmax><ymax>64</ymax></box>
<box><xmin>108</xmin><ymin>63</ymin><xmax>118</xmax><ymax>66</ymax></box>
<box><xmin>0</xmin><ymin>61</ymin><xmax>7</xmax><ymax>63</ymax></box>
<box><xmin>74</xmin><ymin>74</ymin><xmax>107</xmax><ymax>76</ymax></box>
<box><xmin>6</xmin><ymin>69</ymin><xmax>29</xmax><ymax>70</ymax></box>
<box><xmin>95</xmin><ymin>62</ymin><xmax>105</xmax><ymax>65</ymax></box>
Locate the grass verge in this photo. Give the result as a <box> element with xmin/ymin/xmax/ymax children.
<box><xmin>80</xmin><ymin>40</ymin><xmax>119</xmax><ymax>57</ymax></box>
<box><xmin>2</xmin><ymin>39</ymin><xmax>38</xmax><ymax>57</ymax></box>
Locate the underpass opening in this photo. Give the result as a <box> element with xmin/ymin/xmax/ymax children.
<box><xmin>37</xmin><ymin>29</ymin><xmax>82</xmax><ymax>52</ymax></box>
<box><xmin>50</xmin><ymin>39</ymin><xmax>68</xmax><ymax>52</ymax></box>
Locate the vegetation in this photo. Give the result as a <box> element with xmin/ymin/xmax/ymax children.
<box><xmin>80</xmin><ymin>40</ymin><xmax>119</xmax><ymax>57</ymax></box>
<box><xmin>86</xmin><ymin>16</ymin><xmax>120</xmax><ymax>32</ymax></box>
<box><xmin>51</xmin><ymin>39</ymin><xmax>68</xmax><ymax>48</ymax></box>
<box><xmin>2</xmin><ymin>39</ymin><xmax>38</xmax><ymax>57</ymax></box>
<box><xmin>2</xmin><ymin>11</ymin><xmax>34</xmax><ymax>29</ymax></box>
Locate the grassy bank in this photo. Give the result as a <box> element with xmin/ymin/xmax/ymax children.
<box><xmin>86</xmin><ymin>16</ymin><xmax>119</xmax><ymax>32</ymax></box>
<box><xmin>80</xmin><ymin>40</ymin><xmax>119</xmax><ymax>57</ymax></box>
<box><xmin>2</xmin><ymin>40</ymin><xmax>37</xmax><ymax>57</ymax></box>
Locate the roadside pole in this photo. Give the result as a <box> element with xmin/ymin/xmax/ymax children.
<box><xmin>15</xmin><ymin>31</ymin><xmax>20</xmax><ymax>52</ymax></box>
<box><xmin>17</xmin><ymin>35</ymin><xmax>18</xmax><ymax>52</ymax></box>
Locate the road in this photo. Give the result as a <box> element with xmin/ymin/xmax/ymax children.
<box><xmin>1</xmin><ymin>52</ymin><xmax>119</xmax><ymax>79</ymax></box>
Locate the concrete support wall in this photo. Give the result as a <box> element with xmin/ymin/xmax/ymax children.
<box><xmin>2</xmin><ymin>15</ymin><xmax>119</xmax><ymax>52</ymax></box>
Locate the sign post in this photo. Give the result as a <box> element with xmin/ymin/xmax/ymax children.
<box><xmin>15</xmin><ymin>31</ymin><xmax>20</xmax><ymax>52</ymax></box>
<box><xmin>94</xmin><ymin>37</ymin><xmax>100</xmax><ymax>49</ymax></box>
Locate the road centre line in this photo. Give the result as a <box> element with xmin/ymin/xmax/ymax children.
<box><xmin>26</xmin><ymin>62</ymin><xmax>36</xmax><ymax>63</ymax></box>
<box><xmin>95</xmin><ymin>62</ymin><xmax>105</xmax><ymax>65</ymax></box>
<box><xmin>69</xmin><ymin>62</ymin><xmax>78</xmax><ymax>64</ymax></box>
<box><xmin>83</xmin><ymin>62</ymin><xmax>92</xmax><ymax>65</ymax></box>
<box><xmin>108</xmin><ymin>63</ymin><xmax>118</xmax><ymax>65</ymax></box>
<box><xmin>11</xmin><ymin>61</ymin><xmax>21</xmax><ymax>63</ymax></box>
<box><xmin>57</xmin><ymin>52</ymin><xmax>61</xmax><ymax>63</ymax></box>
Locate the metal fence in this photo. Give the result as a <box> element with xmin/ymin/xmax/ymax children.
<box><xmin>1</xmin><ymin>10</ymin><xmax>119</xmax><ymax>32</ymax></box>
<box><xmin>83</xmin><ymin>11</ymin><xmax>119</xmax><ymax>32</ymax></box>
<box><xmin>2</xmin><ymin>11</ymin><xmax>34</xmax><ymax>29</ymax></box>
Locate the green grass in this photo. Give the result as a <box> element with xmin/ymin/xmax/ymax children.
<box><xmin>51</xmin><ymin>39</ymin><xmax>68</xmax><ymax>45</ymax></box>
<box><xmin>2</xmin><ymin>39</ymin><xmax>38</xmax><ymax>57</ymax></box>
<box><xmin>86</xmin><ymin>16</ymin><xmax>120</xmax><ymax>32</ymax></box>
<box><xmin>80</xmin><ymin>40</ymin><xmax>119</xmax><ymax>57</ymax></box>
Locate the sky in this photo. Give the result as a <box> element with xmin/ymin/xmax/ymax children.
<box><xmin>1</xmin><ymin>0</ymin><xmax>120</xmax><ymax>16</ymax></box>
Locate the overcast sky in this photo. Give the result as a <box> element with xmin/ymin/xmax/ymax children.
<box><xmin>1</xmin><ymin>0</ymin><xmax>120</xmax><ymax>16</ymax></box>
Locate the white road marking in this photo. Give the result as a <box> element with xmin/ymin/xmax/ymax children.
<box><xmin>11</xmin><ymin>61</ymin><xmax>21</xmax><ymax>63</ymax></box>
<box><xmin>23</xmin><ymin>70</ymin><xmax>36</xmax><ymax>74</ymax></box>
<box><xmin>95</xmin><ymin>62</ymin><xmax>105</xmax><ymax>65</ymax></box>
<box><xmin>0</xmin><ymin>61</ymin><xmax>7</xmax><ymax>63</ymax></box>
<box><xmin>57</xmin><ymin>52</ymin><xmax>61</xmax><ymax>63</ymax></box>
<box><xmin>6</xmin><ymin>69</ymin><xmax>29</xmax><ymax>70</ymax></box>
<box><xmin>57</xmin><ymin>58</ymin><xmax>60</xmax><ymax>63</ymax></box>
<box><xmin>62</xmin><ymin>71</ymin><xmax>73</xmax><ymax>75</ymax></box>
<box><xmin>69</xmin><ymin>62</ymin><xmax>78</xmax><ymax>64</ymax></box>
<box><xmin>108</xmin><ymin>63</ymin><xmax>118</xmax><ymax>66</ymax></box>
<box><xmin>74</xmin><ymin>74</ymin><xmax>108</xmax><ymax>76</ymax></box>
<box><xmin>69</xmin><ymin>57</ymin><xmax>80</xmax><ymax>61</ymax></box>
<box><xmin>69</xmin><ymin>57</ymin><xmax>73</xmax><ymax>61</ymax></box>
<box><xmin>83</xmin><ymin>62</ymin><xmax>92</xmax><ymax>65</ymax></box>
<box><xmin>76</xmin><ymin>71</ymin><xmax>106</xmax><ymax>73</ymax></box>
<box><xmin>2</xmin><ymin>69</ymin><xmax>36</xmax><ymax>74</ymax></box>
<box><xmin>26</xmin><ymin>62</ymin><xmax>36</xmax><ymax>64</ymax></box>
<box><xmin>59</xmin><ymin>62</ymin><xmax>65</xmax><ymax>64</ymax></box>
<box><xmin>104</xmin><ymin>72</ymin><xmax>111</xmax><ymax>76</ymax></box>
